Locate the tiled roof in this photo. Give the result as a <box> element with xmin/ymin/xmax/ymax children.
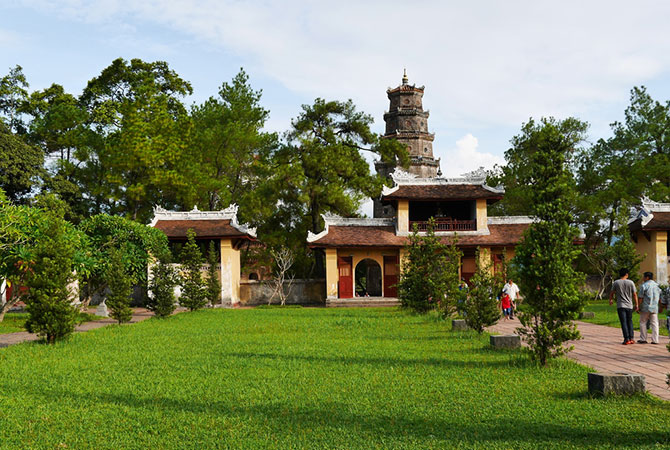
<box><xmin>309</xmin><ymin>223</ymin><xmax>530</xmax><ymax>248</ymax></box>
<box><xmin>382</xmin><ymin>184</ymin><xmax>503</xmax><ymax>202</ymax></box>
<box><xmin>153</xmin><ymin>219</ymin><xmax>254</xmax><ymax>239</ymax></box>
<box><xmin>309</xmin><ymin>226</ymin><xmax>405</xmax><ymax>247</ymax></box>
<box><xmin>630</xmin><ymin>211</ymin><xmax>670</xmax><ymax>231</ymax></box>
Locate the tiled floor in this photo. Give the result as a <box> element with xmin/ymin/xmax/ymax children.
<box><xmin>489</xmin><ymin>318</ymin><xmax>670</xmax><ymax>401</ymax></box>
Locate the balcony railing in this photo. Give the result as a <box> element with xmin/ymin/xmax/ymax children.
<box><xmin>409</xmin><ymin>219</ymin><xmax>476</xmax><ymax>232</ymax></box>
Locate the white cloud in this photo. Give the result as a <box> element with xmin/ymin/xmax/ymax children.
<box><xmin>17</xmin><ymin>1</ymin><xmax>670</xmax><ymax>133</ymax></box>
<box><xmin>437</xmin><ymin>134</ymin><xmax>504</xmax><ymax>178</ymax></box>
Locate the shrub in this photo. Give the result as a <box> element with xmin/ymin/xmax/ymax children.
<box><xmin>398</xmin><ymin>219</ymin><xmax>461</xmax><ymax>315</ymax></box>
<box><xmin>24</xmin><ymin>216</ymin><xmax>80</xmax><ymax>343</ymax></box>
<box><xmin>147</xmin><ymin>259</ymin><xmax>178</xmax><ymax>318</ymax></box>
<box><xmin>205</xmin><ymin>241</ymin><xmax>221</xmax><ymax>306</ymax></box>
<box><xmin>178</xmin><ymin>229</ymin><xmax>207</xmax><ymax>311</ymax></box>
<box><xmin>463</xmin><ymin>248</ymin><xmax>503</xmax><ymax>333</ymax></box>
<box><xmin>78</xmin><ymin>214</ymin><xmax>170</xmax><ymax>307</ymax></box>
<box><xmin>105</xmin><ymin>247</ymin><xmax>133</xmax><ymax>324</ymax></box>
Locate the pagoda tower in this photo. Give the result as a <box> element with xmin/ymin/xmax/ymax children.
<box><xmin>373</xmin><ymin>71</ymin><xmax>440</xmax><ymax>217</ymax></box>
<box><xmin>375</xmin><ymin>70</ymin><xmax>440</xmax><ymax>180</ymax></box>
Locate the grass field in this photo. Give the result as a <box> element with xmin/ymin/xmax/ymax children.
<box><xmin>582</xmin><ymin>300</ymin><xmax>669</xmax><ymax>336</ymax></box>
<box><xmin>0</xmin><ymin>307</ymin><xmax>668</xmax><ymax>449</ymax></box>
<box><xmin>0</xmin><ymin>311</ymin><xmax>100</xmax><ymax>335</ymax></box>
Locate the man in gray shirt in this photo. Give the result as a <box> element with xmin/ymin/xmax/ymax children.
<box><xmin>609</xmin><ymin>268</ymin><xmax>639</xmax><ymax>345</ymax></box>
<box><xmin>638</xmin><ymin>272</ymin><xmax>660</xmax><ymax>344</ymax></box>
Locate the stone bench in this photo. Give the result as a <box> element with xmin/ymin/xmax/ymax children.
<box><xmin>587</xmin><ymin>372</ymin><xmax>646</xmax><ymax>396</ymax></box>
<box><xmin>490</xmin><ymin>334</ymin><xmax>520</xmax><ymax>348</ymax></box>
<box><xmin>579</xmin><ymin>311</ymin><xmax>595</xmax><ymax>319</ymax></box>
<box><xmin>452</xmin><ymin>319</ymin><xmax>468</xmax><ymax>331</ymax></box>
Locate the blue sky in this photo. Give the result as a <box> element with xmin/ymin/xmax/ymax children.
<box><xmin>3</xmin><ymin>0</ymin><xmax>670</xmax><ymax>213</ymax></box>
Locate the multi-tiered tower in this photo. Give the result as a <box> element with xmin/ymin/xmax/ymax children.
<box><xmin>375</xmin><ymin>70</ymin><xmax>440</xmax><ymax>180</ymax></box>
<box><xmin>373</xmin><ymin>71</ymin><xmax>440</xmax><ymax>217</ymax></box>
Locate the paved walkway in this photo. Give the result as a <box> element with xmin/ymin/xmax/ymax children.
<box><xmin>0</xmin><ymin>308</ymin><xmax>155</xmax><ymax>348</ymax></box>
<box><xmin>489</xmin><ymin>319</ymin><xmax>670</xmax><ymax>401</ymax></box>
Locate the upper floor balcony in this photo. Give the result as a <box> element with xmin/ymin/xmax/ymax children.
<box><xmin>409</xmin><ymin>218</ymin><xmax>476</xmax><ymax>232</ymax></box>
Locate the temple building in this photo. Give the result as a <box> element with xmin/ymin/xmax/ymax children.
<box><xmin>150</xmin><ymin>205</ymin><xmax>257</xmax><ymax>305</ymax></box>
<box><xmin>308</xmin><ymin>71</ymin><xmax>532</xmax><ymax>303</ymax></box>
<box><xmin>629</xmin><ymin>199</ymin><xmax>670</xmax><ymax>283</ymax></box>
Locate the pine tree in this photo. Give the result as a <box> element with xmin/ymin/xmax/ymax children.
<box><xmin>147</xmin><ymin>259</ymin><xmax>177</xmax><ymax>318</ymax></box>
<box><xmin>398</xmin><ymin>219</ymin><xmax>462</xmax><ymax>314</ymax></box>
<box><xmin>178</xmin><ymin>229</ymin><xmax>207</xmax><ymax>311</ymax></box>
<box><xmin>205</xmin><ymin>241</ymin><xmax>221</xmax><ymax>306</ymax></box>
<box><xmin>512</xmin><ymin>118</ymin><xmax>587</xmax><ymax>365</ymax></box>
<box><xmin>24</xmin><ymin>217</ymin><xmax>79</xmax><ymax>343</ymax></box>
<box><xmin>105</xmin><ymin>247</ymin><xmax>133</xmax><ymax>324</ymax></box>
<box><xmin>463</xmin><ymin>248</ymin><xmax>503</xmax><ymax>333</ymax></box>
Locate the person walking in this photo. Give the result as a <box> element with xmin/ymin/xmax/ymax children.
<box><xmin>638</xmin><ymin>272</ymin><xmax>660</xmax><ymax>344</ymax></box>
<box><xmin>502</xmin><ymin>278</ymin><xmax>521</xmax><ymax>319</ymax></box>
<box><xmin>609</xmin><ymin>268</ymin><xmax>639</xmax><ymax>345</ymax></box>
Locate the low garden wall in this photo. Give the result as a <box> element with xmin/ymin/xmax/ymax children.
<box><xmin>239</xmin><ymin>279</ymin><xmax>326</xmax><ymax>306</ymax></box>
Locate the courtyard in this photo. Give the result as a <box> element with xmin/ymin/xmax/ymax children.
<box><xmin>0</xmin><ymin>307</ymin><xmax>667</xmax><ymax>449</ymax></box>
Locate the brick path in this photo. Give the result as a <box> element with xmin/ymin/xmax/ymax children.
<box><xmin>0</xmin><ymin>308</ymin><xmax>155</xmax><ymax>348</ymax></box>
<box><xmin>488</xmin><ymin>319</ymin><xmax>670</xmax><ymax>401</ymax></box>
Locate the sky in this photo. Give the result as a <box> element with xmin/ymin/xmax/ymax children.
<box><xmin>3</xmin><ymin>0</ymin><xmax>670</xmax><ymax>215</ymax></box>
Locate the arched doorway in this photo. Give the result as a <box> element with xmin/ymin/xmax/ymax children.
<box><xmin>355</xmin><ymin>259</ymin><xmax>382</xmax><ymax>297</ymax></box>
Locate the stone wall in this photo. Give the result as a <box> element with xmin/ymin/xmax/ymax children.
<box><xmin>239</xmin><ymin>279</ymin><xmax>326</xmax><ymax>306</ymax></box>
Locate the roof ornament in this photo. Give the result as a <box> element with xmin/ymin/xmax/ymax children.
<box><xmin>222</xmin><ymin>204</ymin><xmax>239</xmax><ymax>216</ymax></box>
<box><xmin>402</xmin><ymin>68</ymin><xmax>408</xmax><ymax>85</ymax></box>
<box><xmin>461</xmin><ymin>167</ymin><xmax>488</xmax><ymax>182</ymax></box>
<box><xmin>390</xmin><ymin>167</ymin><xmax>418</xmax><ymax>183</ymax></box>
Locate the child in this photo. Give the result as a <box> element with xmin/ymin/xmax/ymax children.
<box><xmin>500</xmin><ymin>293</ymin><xmax>512</xmax><ymax>320</ymax></box>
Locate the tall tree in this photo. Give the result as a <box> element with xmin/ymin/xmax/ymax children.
<box><xmin>573</xmin><ymin>87</ymin><xmax>669</xmax><ymax>293</ymax></box>
<box><xmin>0</xmin><ymin>65</ymin><xmax>29</xmax><ymax>134</ymax></box>
<box><xmin>266</xmin><ymin>98</ymin><xmax>407</xmax><ymax>274</ymax></box>
<box><xmin>190</xmin><ymin>69</ymin><xmax>277</xmax><ymax>213</ymax></box>
<box><xmin>80</xmin><ymin>58</ymin><xmax>194</xmax><ymax>221</ymax></box>
<box><xmin>512</xmin><ymin>118</ymin><xmax>587</xmax><ymax>366</ymax></box>
<box><xmin>0</xmin><ymin>122</ymin><xmax>43</xmax><ymax>203</ymax></box>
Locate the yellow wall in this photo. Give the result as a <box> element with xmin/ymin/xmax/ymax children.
<box><xmin>220</xmin><ymin>239</ymin><xmax>241</xmax><ymax>304</ymax></box>
<box><xmin>399</xmin><ymin>248</ymin><xmax>409</xmax><ymax>272</ymax></box>
<box><xmin>397</xmin><ymin>200</ymin><xmax>409</xmax><ymax>233</ymax></box>
<box><xmin>658</xmin><ymin>231</ymin><xmax>668</xmax><ymax>284</ymax></box>
<box><xmin>476</xmin><ymin>199</ymin><xmax>488</xmax><ymax>231</ymax></box>
<box><xmin>478</xmin><ymin>247</ymin><xmax>492</xmax><ymax>274</ymax></box>
<box><xmin>633</xmin><ymin>230</ymin><xmax>669</xmax><ymax>283</ymax></box>
<box><xmin>325</xmin><ymin>248</ymin><xmax>338</xmax><ymax>299</ymax></box>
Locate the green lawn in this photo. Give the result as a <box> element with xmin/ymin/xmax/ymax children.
<box><xmin>582</xmin><ymin>300</ymin><xmax>669</xmax><ymax>336</ymax></box>
<box><xmin>0</xmin><ymin>311</ymin><xmax>101</xmax><ymax>335</ymax></box>
<box><xmin>0</xmin><ymin>308</ymin><xmax>668</xmax><ymax>449</ymax></box>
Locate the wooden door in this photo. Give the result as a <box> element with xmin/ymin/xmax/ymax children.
<box><xmin>337</xmin><ymin>256</ymin><xmax>353</xmax><ymax>298</ymax></box>
<box><xmin>383</xmin><ymin>255</ymin><xmax>399</xmax><ymax>298</ymax></box>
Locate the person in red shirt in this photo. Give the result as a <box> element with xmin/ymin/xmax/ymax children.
<box><xmin>500</xmin><ymin>293</ymin><xmax>512</xmax><ymax>320</ymax></box>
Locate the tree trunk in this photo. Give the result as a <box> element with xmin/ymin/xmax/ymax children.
<box><xmin>0</xmin><ymin>295</ymin><xmax>21</xmax><ymax>323</ymax></box>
